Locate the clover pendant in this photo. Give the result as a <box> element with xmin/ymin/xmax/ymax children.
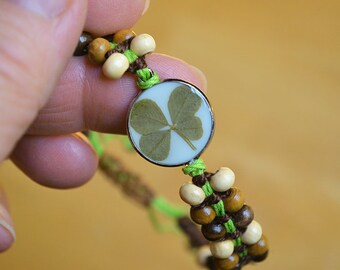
<box><xmin>127</xmin><ymin>80</ymin><xmax>214</xmax><ymax>167</ymax></box>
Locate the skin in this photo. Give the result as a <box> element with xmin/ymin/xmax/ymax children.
<box><xmin>0</xmin><ymin>0</ymin><xmax>206</xmax><ymax>251</ymax></box>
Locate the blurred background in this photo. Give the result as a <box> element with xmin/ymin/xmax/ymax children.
<box><xmin>1</xmin><ymin>0</ymin><xmax>340</xmax><ymax>269</ymax></box>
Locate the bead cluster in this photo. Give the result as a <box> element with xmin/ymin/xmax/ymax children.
<box><xmin>180</xmin><ymin>165</ymin><xmax>268</xmax><ymax>269</ymax></box>
<box><xmin>75</xmin><ymin>30</ymin><xmax>158</xmax><ymax>87</ymax></box>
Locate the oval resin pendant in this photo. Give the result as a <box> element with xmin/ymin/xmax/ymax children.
<box><xmin>127</xmin><ymin>79</ymin><xmax>214</xmax><ymax>167</ymax></box>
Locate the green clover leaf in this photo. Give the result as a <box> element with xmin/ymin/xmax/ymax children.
<box><xmin>130</xmin><ymin>85</ymin><xmax>203</xmax><ymax>161</ymax></box>
<box><xmin>130</xmin><ymin>99</ymin><xmax>168</xmax><ymax>134</ymax></box>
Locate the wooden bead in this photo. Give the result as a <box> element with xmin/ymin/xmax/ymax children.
<box><xmin>201</xmin><ymin>222</ymin><xmax>226</xmax><ymax>241</ymax></box>
<box><xmin>223</xmin><ymin>187</ymin><xmax>244</xmax><ymax>213</ymax></box>
<box><xmin>210</xmin><ymin>167</ymin><xmax>235</xmax><ymax>192</ymax></box>
<box><xmin>232</xmin><ymin>205</ymin><xmax>254</xmax><ymax>228</ymax></box>
<box><xmin>130</xmin><ymin>33</ymin><xmax>156</xmax><ymax>56</ymax></box>
<box><xmin>196</xmin><ymin>245</ymin><xmax>212</xmax><ymax>266</ymax></box>
<box><xmin>88</xmin><ymin>38</ymin><xmax>112</xmax><ymax>64</ymax></box>
<box><xmin>190</xmin><ymin>206</ymin><xmax>216</xmax><ymax>225</ymax></box>
<box><xmin>241</xmin><ymin>220</ymin><xmax>262</xmax><ymax>245</ymax></box>
<box><xmin>74</xmin><ymin>32</ymin><xmax>93</xmax><ymax>56</ymax></box>
<box><xmin>214</xmin><ymin>254</ymin><xmax>239</xmax><ymax>270</ymax></box>
<box><xmin>179</xmin><ymin>183</ymin><xmax>205</xmax><ymax>206</ymax></box>
<box><xmin>248</xmin><ymin>234</ymin><xmax>269</xmax><ymax>257</ymax></box>
<box><xmin>102</xmin><ymin>52</ymin><xmax>129</xmax><ymax>79</ymax></box>
<box><xmin>209</xmin><ymin>240</ymin><xmax>234</xmax><ymax>259</ymax></box>
<box><xmin>252</xmin><ymin>250</ymin><xmax>269</xmax><ymax>262</ymax></box>
<box><xmin>113</xmin><ymin>29</ymin><xmax>136</xmax><ymax>44</ymax></box>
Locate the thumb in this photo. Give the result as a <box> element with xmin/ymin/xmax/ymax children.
<box><xmin>0</xmin><ymin>0</ymin><xmax>87</xmax><ymax>161</ymax></box>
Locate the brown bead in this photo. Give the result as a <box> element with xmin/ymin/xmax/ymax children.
<box><xmin>223</xmin><ymin>187</ymin><xmax>244</xmax><ymax>213</ymax></box>
<box><xmin>88</xmin><ymin>38</ymin><xmax>112</xmax><ymax>64</ymax></box>
<box><xmin>74</xmin><ymin>32</ymin><xmax>93</xmax><ymax>56</ymax></box>
<box><xmin>214</xmin><ymin>253</ymin><xmax>239</xmax><ymax>270</ymax></box>
<box><xmin>201</xmin><ymin>222</ymin><xmax>226</xmax><ymax>241</ymax></box>
<box><xmin>252</xmin><ymin>250</ymin><xmax>269</xmax><ymax>262</ymax></box>
<box><xmin>113</xmin><ymin>29</ymin><xmax>136</xmax><ymax>44</ymax></box>
<box><xmin>248</xmin><ymin>234</ymin><xmax>269</xmax><ymax>257</ymax></box>
<box><xmin>232</xmin><ymin>205</ymin><xmax>254</xmax><ymax>228</ymax></box>
<box><xmin>190</xmin><ymin>206</ymin><xmax>216</xmax><ymax>225</ymax></box>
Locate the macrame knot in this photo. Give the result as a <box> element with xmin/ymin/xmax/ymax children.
<box><xmin>182</xmin><ymin>158</ymin><xmax>206</xmax><ymax>177</ymax></box>
<box><xmin>136</xmin><ymin>68</ymin><xmax>161</xmax><ymax>90</ymax></box>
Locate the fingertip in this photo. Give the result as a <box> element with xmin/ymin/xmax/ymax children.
<box><xmin>0</xmin><ymin>192</ymin><xmax>15</xmax><ymax>252</ymax></box>
<box><xmin>0</xmin><ymin>223</ymin><xmax>15</xmax><ymax>252</ymax></box>
<box><xmin>146</xmin><ymin>54</ymin><xmax>208</xmax><ymax>92</ymax></box>
<box><xmin>11</xmin><ymin>134</ymin><xmax>98</xmax><ymax>189</ymax></box>
<box><xmin>85</xmin><ymin>0</ymin><xmax>146</xmax><ymax>35</ymax></box>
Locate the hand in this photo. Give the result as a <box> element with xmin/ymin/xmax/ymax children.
<box><xmin>0</xmin><ymin>0</ymin><xmax>207</xmax><ymax>252</ymax></box>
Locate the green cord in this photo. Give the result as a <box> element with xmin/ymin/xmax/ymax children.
<box><xmin>212</xmin><ymin>200</ymin><xmax>226</xmax><ymax>217</ymax></box>
<box><xmin>151</xmin><ymin>197</ymin><xmax>186</xmax><ymax>219</ymax></box>
<box><xmin>124</xmin><ymin>49</ymin><xmax>139</xmax><ymax>63</ymax></box>
<box><xmin>182</xmin><ymin>158</ymin><xmax>206</xmax><ymax>177</ymax></box>
<box><xmin>136</xmin><ymin>68</ymin><xmax>161</xmax><ymax>90</ymax></box>
<box><xmin>238</xmin><ymin>249</ymin><xmax>248</xmax><ymax>258</ymax></box>
<box><xmin>224</xmin><ymin>219</ymin><xmax>236</xmax><ymax>234</ymax></box>
<box><xmin>233</xmin><ymin>237</ymin><xmax>242</xmax><ymax>247</ymax></box>
<box><xmin>148</xmin><ymin>196</ymin><xmax>186</xmax><ymax>233</ymax></box>
<box><xmin>196</xmin><ymin>169</ymin><xmax>243</xmax><ymax>250</ymax></box>
<box><xmin>88</xmin><ymin>131</ymin><xmax>105</xmax><ymax>157</ymax></box>
<box><xmin>202</xmin><ymin>181</ymin><xmax>214</xmax><ymax>196</ymax></box>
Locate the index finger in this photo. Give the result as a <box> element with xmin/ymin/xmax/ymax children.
<box><xmin>84</xmin><ymin>0</ymin><xmax>148</xmax><ymax>36</ymax></box>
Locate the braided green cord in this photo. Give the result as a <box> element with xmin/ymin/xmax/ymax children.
<box><xmin>136</xmin><ymin>68</ymin><xmax>161</xmax><ymax>90</ymax></box>
<box><xmin>212</xmin><ymin>200</ymin><xmax>225</xmax><ymax>216</ymax></box>
<box><xmin>225</xmin><ymin>219</ymin><xmax>236</xmax><ymax>233</ymax></box>
<box><xmin>233</xmin><ymin>237</ymin><xmax>242</xmax><ymax>246</ymax></box>
<box><xmin>151</xmin><ymin>197</ymin><xmax>186</xmax><ymax>219</ymax></box>
<box><xmin>198</xmin><ymin>172</ymin><xmax>244</xmax><ymax>253</ymax></box>
<box><xmin>148</xmin><ymin>197</ymin><xmax>186</xmax><ymax>233</ymax></box>
<box><xmin>124</xmin><ymin>49</ymin><xmax>138</xmax><ymax>63</ymax></box>
<box><xmin>239</xmin><ymin>250</ymin><xmax>248</xmax><ymax>258</ymax></box>
<box><xmin>201</xmin><ymin>181</ymin><xmax>214</xmax><ymax>196</ymax></box>
<box><xmin>110</xmin><ymin>42</ymin><xmax>117</xmax><ymax>49</ymax></box>
<box><xmin>148</xmin><ymin>207</ymin><xmax>180</xmax><ymax>233</ymax></box>
<box><xmin>182</xmin><ymin>158</ymin><xmax>206</xmax><ymax>177</ymax></box>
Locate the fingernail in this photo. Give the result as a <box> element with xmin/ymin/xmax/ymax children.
<box><xmin>73</xmin><ymin>132</ymin><xmax>92</xmax><ymax>146</ymax></box>
<box><xmin>190</xmin><ymin>65</ymin><xmax>208</xmax><ymax>91</ymax></box>
<box><xmin>11</xmin><ymin>0</ymin><xmax>72</xmax><ymax>18</ymax></box>
<box><xmin>0</xmin><ymin>205</ymin><xmax>16</xmax><ymax>246</ymax></box>
<box><xmin>142</xmin><ymin>0</ymin><xmax>150</xmax><ymax>15</ymax></box>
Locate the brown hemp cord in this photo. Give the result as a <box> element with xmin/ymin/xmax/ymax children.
<box><xmin>97</xmin><ymin>151</ymin><xmax>217</xmax><ymax>270</ymax></box>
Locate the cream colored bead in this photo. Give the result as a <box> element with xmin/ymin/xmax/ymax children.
<box><xmin>102</xmin><ymin>52</ymin><xmax>129</xmax><ymax>79</ymax></box>
<box><xmin>210</xmin><ymin>167</ymin><xmax>235</xmax><ymax>192</ymax></box>
<box><xmin>130</xmin><ymin>33</ymin><xmax>156</xmax><ymax>56</ymax></box>
<box><xmin>179</xmin><ymin>183</ymin><xmax>205</xmax><ymax>206</ymax></box>
<box><xmin>241</xmin><ymin>220</ymin><xmax>262</xmax><ymax>245</ymax></box>
<box><xmin>196</xmin><ymin>245</ymin><xmax>212</xmax><ymax>266</ymax></box>
<box><xmin>209</xmin><ymin>240</ymin><xmax>234</xmax><ymax>259</ymax></box>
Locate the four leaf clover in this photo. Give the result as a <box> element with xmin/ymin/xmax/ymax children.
<box><xmin>130</xmin><ymin>85</ymin><xmax>203</xmax><ymax>161</ymax></box>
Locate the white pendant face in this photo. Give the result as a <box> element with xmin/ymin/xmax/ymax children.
<box><xmin>127</xmin><ymin>80</ymin><xmax>214</xmax><ymax>167</ymax></box>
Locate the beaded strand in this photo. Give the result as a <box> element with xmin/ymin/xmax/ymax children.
<box><xmin>74</xmin><ymin>29</ymin><xmax>269</xmax><ymax>270</ymax></box>
<box><xmin>182</xmin><ymin>160</ymin><xmax>268</xmax><ymax>269</ymax></box>
<box><xmin>75</xmin><ymin>30</ymin><xmax>160</xmax><ymax>89</ymax></box>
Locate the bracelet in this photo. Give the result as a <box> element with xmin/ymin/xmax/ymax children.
<box><xmin>74</xmin><ymin>29</ymin><xmax>269</xmax><ymax>270</ymax></box>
